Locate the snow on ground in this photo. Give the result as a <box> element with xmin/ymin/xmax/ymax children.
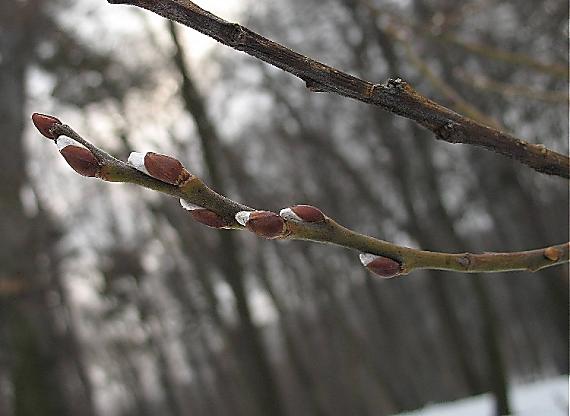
<box><xmin>394</xmin><ymin>376</ymin><xmax>568</xmax><ymax>416</ymax></box>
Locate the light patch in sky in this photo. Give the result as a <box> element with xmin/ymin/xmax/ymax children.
<box><xmin>66</xmin><ymin>0</ymin><xmax>244</xmax><ymax>62</ymax></box>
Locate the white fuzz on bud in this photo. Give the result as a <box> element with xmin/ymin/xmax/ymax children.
<box><xmin>359</xmin><ymin>253</ymin><xmax>379</xmax><ymax>266</ymax></box>
<box><xmin>180</xmin><ymin>199</ymin><xmax>201</xmax><ymax>211</ymax></box>
<box><xmin>235</xmin><ymin>211</ymin><xmax>252</xmax><ymax>226</ymax></box>
<box><xmin>279</xmin><ymin>208</ymin><xmax>303</xmax><ymax>222</ymax></box>
<box><xmin>127</xmin><ymin>151</ymin><xmax>149</xmax><ymax>175</ymax></box>
<box><xmin>56</xmin><ymin>135</ymin><xmax>83</xmax><ymax>151</ymax></box>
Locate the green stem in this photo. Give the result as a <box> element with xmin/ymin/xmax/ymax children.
<box><xmin>45</xmin><ymin>123</ymin><xmax>570</xmax><ymax>276</ymax></box>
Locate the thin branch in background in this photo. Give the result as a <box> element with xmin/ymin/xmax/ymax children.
<box><xmin>456</xmin><ymin>70</ymin><xmax>570</xmax><ymax>105</ymax></box>
<box><xmin>30</xmin><ymin>114</ymin><xmax>570</xmax><ymax>277</ymax></box>
<box><xmin>435</xmin><ymin>0</ymin><xmax>496</xmax><ymax>31</ymax></box>
<box><xmin>434</xmin><ymin>33</ymin><xmax>568</xmax><ymax>80</ymax></box>
<box><xmin>106</xmin><ymin>0</ymin><xmax>570</xmax><ymax>179</ymax></box>
<box><xmin>394</xmin><ymin>29</ymin><xmax>502</xmax><ymax>129</ymax></box>
<box><xmin>359</xmin><ymin>0</ymin><xmax>569</xmax><ymax>81</ymax></box>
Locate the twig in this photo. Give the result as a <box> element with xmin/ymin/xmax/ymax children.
<box><xmin>31</xmin><ymin>114</ymin><xmax>570</xmax><ymax>277</ymax></box>
<box><xmin>106</xmin><ymin>0</ymin><xmax>569</xmax><ymax>179</ymax></box>
<box><xmin>456</xmin><ymin>70</ymin><xmax>570</xmax><ymax>105</ymax></box>
<box><xmin>359</xmin><ymin>0</ymin><xmax>569</xmax><ymax>80</ymax></box>
<box><xmin>434</xmin><ymin>33</ymin><xmax>568</xmax><ymax>80</ymax></box>
<box><xmin>398</xmin><ymin>35</ymin><xmax>502</xmax><ymax>130</ymax></box>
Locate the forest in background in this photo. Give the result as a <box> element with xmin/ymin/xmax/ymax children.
<box><xmin>1</xmin><ymin>0</ymin><xmax>568</xmax><ymax>415</ymax></box>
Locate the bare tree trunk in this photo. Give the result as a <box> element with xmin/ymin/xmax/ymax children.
<box><xmin>256</xmin><ymin>252</ymin><xmax>330</xmax><ymax>416</ymax></box>
<box><xmin>413</xmin><ymin>133</ymin><xmax>511</xmax><ymax>416</ymax></box>
<box><xmin>157</xmin><ymin>224</ymin><xmax>243</xmax><ymax>416</ymax></box>
<box><xmin>0</xmin><ymin>5</ymin><xmax>95</xmax><ymax>414</ymax></box>
<box><xmin>345</xmin><ymin>0</ymin><xmax>511</xmax><ymax>409</ymax></box>
<box><xmin>168</xmin><ymin>22</ymin><xmax>285</xmax><ymax>416</ymax></box>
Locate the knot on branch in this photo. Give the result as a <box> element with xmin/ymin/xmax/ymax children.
<box><xmin>535</xmin><ymin>144</ymin><xmax>548</xmax><ymax>156</ymax></box>
<box><xmin>229</xmin><ymin>23</ymin><xmax>247</xmax><ymax>47</ymax></box>
<box><xmin>543</xmin><ymin>247</ymin><xmax>562</xmax><ymax>261</ymax></box>
<box><xmin>436</xmin><ymin>121</ymin><xmax>463</xmax><ymax>143</ymax></box>
<box><xmin>457</xmin><ymin>253</ymin><xmax>472</xmax><ymax>268</ymax></box>
<box><xmin>305</xmin><ymin>79</ymin><xmax>328</xmax><ymax>93</ymax></box>
<box><xmin>384</xmin><ymin>77</ymin><xmax>410</xmax><ymax>91</ymax></box>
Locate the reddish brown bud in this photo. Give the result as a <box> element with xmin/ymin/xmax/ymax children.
<box><xmin>144</xmin><ymin>152</ymin><xmax>191</xmax><ymax>185</ymax></box>
<box><xmin>291</xmin><ymin>205</ymin><xmax>325</xmax><ymax>222</ymax></box>
<box><xmin>235</xmin><ymin>211</ymin><xmax>286</xmax><ymax>239</ymax></box>
<box><xmin>129</xmin><ymin>152</ymin><xmax>190</xmax><ymax>185</ymax></box>
<box><xmin>191</xmin><ymin>209</ymin><xmax>227</xmax><ymax>229</ymax></box>
<box><xmin>360</xmin><ymin>253</ymin><xmax>402</xmax><ymax>278</ymax></box>
<box><xmin>31</xmin><ymin>113</ymin><xmax>62</xmax><ymax>139</ymax></box>
<box><xmin>60</xmin><ymin>145</ymin><xmax>100</xmax><ymax>177</ymax></box>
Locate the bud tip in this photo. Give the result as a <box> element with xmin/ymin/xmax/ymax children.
<box><xmin>31</xmin><ymin>113</ymin><xmax>62</xmax><ymax>139</ymax></box>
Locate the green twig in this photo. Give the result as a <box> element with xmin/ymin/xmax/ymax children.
<box><xmin>40</xmin><ymin>121</ymin><xmax>570</xmax><ymax>276</ymax></box>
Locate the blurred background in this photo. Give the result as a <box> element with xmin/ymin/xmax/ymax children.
<box><xmin>1</xmin><ymin>0</ymin><xmax>568</xmax><ymax>415</ymax></box>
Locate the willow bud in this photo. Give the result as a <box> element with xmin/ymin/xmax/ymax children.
<box><xmin>191</xmin><ymin>209</ymin><xmax>227</xmax><ymax>229</ymax></box>
<box><xmin>56</xmin><ymin>136</ymin><xmax>99</xmax><ymax>177</ymax></box>
<box><xmin>31</xmin><ymin>113</ymin><xmax>62</xmax><ymax>139</ymax></box>
<box><xmin>280</xmin><ymin>205</ymin><xmax>325</xmax><ymax>223</ymax></box>
<box><xmin>128</xmin><ymin>151</ymin><xmax>191</xmax><ymax>185</ymax></box>
<box><xmin>359</xmin><ymin>253</ymin><xmax>402</xmax><ymax>278</ymax></box>
<box><xmin>235</xmin><ymin>210</ymin><xmax>286</xmax><ymax>239</ymax></box>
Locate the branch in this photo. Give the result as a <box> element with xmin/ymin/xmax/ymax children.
<box><xmin>31</xmin><ymin>113</ymin><xmax>570</xmax><ymax>278</ymax></box>
<box><xmin>359</xmin><ymin>0</ymin><xmax>569</xmax><ymax>80</ymax></box>
<box><xmin>434</xmin><ymin>33</ymin><xmax>569</xmax><ymax>80</ymax></box>
<box><xmin>456</xmin><ymin>70</ymin><xmax>570</xmax><ymax>105</ymax></box>
<box><xmin>106</xmin><ymin>0</ymin><xmax>570</xmax><ymax>179</ymax></box>
<box><xmin>397</xmin><ymin>34</ymin><xmax>501</xmax><ymax>130</ymax></box>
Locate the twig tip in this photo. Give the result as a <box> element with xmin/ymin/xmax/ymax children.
<box><xmin>31</xmin><ymin>113</ymin><xmax>62</xmax><ymax>139</ymax></box>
